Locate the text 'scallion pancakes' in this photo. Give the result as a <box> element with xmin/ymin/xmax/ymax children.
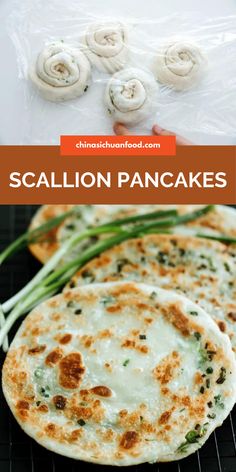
<box><xmin>30</xmin><ymin>42</ymin><xmax>91</xmax><ymax>102</ymax></box>
<box><xmin>105</xmin><ymin>68</ymin><xmax>159</xmax><ymax>125</ymax></box>
<box><xmin>153</xmin><ymin>39</ymin><xmax>207</xmax><ymax>91</ymax></box>
<box><xmin>29</xmin><ymin>205</ymin><xmax>236</xmax><ymax>263</ymax></box>
<box><xmin>68</xmin><ymin>235</ymin><xmax>236</xmax><ymax>352</ymax></box>
<box><xmin>83</xmin><ymin>22</ymin><xmax>128</xmax><ymax>73</ymax></box>
<box><xmin>3</xmin><ymin>282</ymin><xmax>236</xmax><ymax>465</ymax></box>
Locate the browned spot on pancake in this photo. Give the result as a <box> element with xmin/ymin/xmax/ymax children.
<box><xmin>181</xmin><ymin>395</ymin><xmax>191</xmax><ymax>407</ymax></box>
<box><xmin>59</xmin><ymin>353</ymin><xmax>85</xmax><ymax>389</ymax></box>
<box><xmin>45</xmin><ymin>348</ymin><xmax>63</xmax><ymax>367</ymax></box>
<box><xmin>161</xmin><ymin>302</ymin><xmax>202</xmax><ymax>337</ymax></box>
<box><xmin>194</xmin><ymin>372</ymin><xmax>203</xmax><ymax>385</ymax></box>
<box><xmin>94</xmin><ymin>255</ymin><xmax>112</xmax><ymax>268</ymax></box>
<box><xmin>106</xmin><ymin>305</ymin><xmax>121</xmax><ymax>313</ymax></box>
<box><xmin>17</xmin><ymin>400</ymin><xmax>29</xmax><ymax>410</ymax></box>
<box><xmin>119</xmin><ymin>409</ymin><xmax>128</xmax><ymax>419</ymax></box>
<box><xmin>217</xmin><ymin>321</ymin><xmax>226</xmax><ymax>333</ymax></box>
<box><xmin>169</xmin><ymin>391</ymin><xmax>208</xmax><ymax>420</ymax></box>
<box><xmin>53</xmin><ymin>395</ymin><xmax>67</xmax><ymax>410</ymax></box>
<box><xmin>48</xmin><ymin>299</ymin><xmax>60</xmax><ymax>308</ymax></box>
<box><xmin>37</xmin><ymin>404</ymin><xmax>49</xmax><ymax>413</ymax></box>
<box><xmin>159</xmin><ymin>265</ymin><xmax>171</xmax><ymax>276</ymax></box>
<box><xmin>114</xmin><ymin>451</ymin><xmax>125</xmax><ymax>460</ymax></box>
<box><xmin>121</xmin><ymin>338</ymin><xmax>148</xmax><ymax>354</ymax></box>
<box><xmin>158</xmin><ymin>410</ymin><xmax>172</xmax><ymax>425</ymax></box>
<box><xmin>111</xmin><ymin>284</ymin><xmax>140</xmax><ymax>298</ymax></box>
<box><xmin>145</xmin><ymin>318</ymin><xmax>153</xmax><ymax>324</ymax></box>
<box><xmin>72</xmin><ymin>406</ymin><xmax>93</xmax><ymax>420</ymax></box>
<box><xmin>153</xmin><ymin>351</ymin><xmax>180</xmax><ymax>385</ymax></box>
<box><xmin>118</xmin><ymin>408</ymin><xmax>150</xmax><ymax>430</ymax></box>
<box><xmin>97</xmin><ymin>428</ymin><xmax>115</xmax><ymax>442</ymax></box>
<box><xmin>45</xmin><ymin>423</ymin><xmax>56</xmax><ymax>437</ymax></box>
<box><xmin>69</xmin><ymin>429</ymin><xmax>83</xmax><ymax>442</ymax></box>
<box><xmin>59</xmin><ymin>334</ymin><xmax>72</xmax><ymax>345</ymax></box>
<box><xmin>136</xmin><ymin>302</ymin><xmax>151</xmax><ymax>311</ymax></box>
<box><xmin>68</xmin><ymin>397</ymin><xmax>105</xmax><ymax>423</ymax></box>
<box><xmin>5</xmin><ymin>367</ymin><xmax>28</xmax><ymax>398</ymax></box>
<box><xmin>31</xmin><ymin>328</ymin><xmax>41</xmax><ymax>336</ymax></box>
<box><xmin>141</xmin><ymin>422</ymin><xmax>156</xmax><ymax>434</ymax></box>
<box><xmin>138</xmin><ymin>345</ymin><xmax>148</xmax><ymax>354</ymax></box>
<box><xmin>99</xmin><ymin>329</ymin><xmax>112</xmax><ymax>338</ymax></box>
<box><xmin>131</xmin><ymin>329</ymin><xmax>140</xmax><ymax>336</ymax></box>
<box><xmin>80</xmin><ymin>335</ymin><xmax>94</xmax><ymax>348</ymax></box>
<box><xmin>228</xmin><ymin>312</ymin><xmax>236</xmax><ymax>322</ymax></box>
<box><xmin>90</xmin><ymin>386</ymin><xmax>112</xmax><ymax>397</ymax></box>
<box><xmin>122</xmin><ymin>339</ymin><xmax>136</xmax><ymax>348</ymax></box>
<box><xmin>28</xmin><ymin>345</ymin><xmax>46</xmax><ymax>355</ymax></box>
<box><xmin>161</xmin><ymin>387</ymin><xmax>170</xmax><ymax>396</ymax></box>
<box><xmin>19</xmin><ymin>371</ymin><xmax>27</xmax><ymax>382</ymax></box>
<box><xmin>195</xmin><ymin>212</ymin><xmax>227</xmax><ymax>233</ymax></box>
<box><xmin>51</xmin><ymin>313</ymin><xmax>61</xmax><ymax>321</ymax></box>
<box><xmin>16</xmin><ymin>400</ymin><xmax>30</xmax><ymax>420</ymax></box>
<box><xmin>104</xmin><ymin>362</ymin><xmax>112</xmax><ymax>372</ymax></box>
<box><xmin>79</xmin><ymin>389</ymin><xmax>90</xmax><ymax>399</ymax></box>
<box><xmin>120</xmin><ymin>431</ymin><xmax>139</xmax><ymax>450</ymax></box>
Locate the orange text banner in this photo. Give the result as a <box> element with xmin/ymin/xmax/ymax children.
<box><xmin>0</xmin><ymin>145</ymin><xmax>235</xmax><ymax>204</ymax></box>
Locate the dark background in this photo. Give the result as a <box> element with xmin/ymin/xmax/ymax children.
<box><xmin>0</xmin><ymin>205</ymin><xmax>236</xmax><ymax>472</ymax></box>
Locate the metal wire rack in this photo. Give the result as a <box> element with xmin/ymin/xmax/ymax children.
<box><xmin>0</xmin><ymin>205</ymin><xmax>236</xmax><ymax>472</ymax></box>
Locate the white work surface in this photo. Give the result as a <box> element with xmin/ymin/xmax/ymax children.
<box><xmin>0</xmin><ymin>0</ymin><xmax>236</xmax><ymax>145</ymax></box>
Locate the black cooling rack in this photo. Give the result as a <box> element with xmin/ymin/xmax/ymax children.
<box><xmin>1</xmin><ymin>205</ymin><xmax>236</xmax><ymax>472</ymax></box>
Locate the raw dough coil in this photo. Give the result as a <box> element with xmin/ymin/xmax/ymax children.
<box><xmin>153</xmin><ymin>39</ymin><xmax>207</xmax><ymax>91</ymax></box>
<box><xmin>83</xmin><ymin>23</ymin><xmax>128</xmax><ymax>73</ymax></box>
<box><xmin>105</xmin><ymin>67</ymin><xmax>159</xmax><ymax>125</ymax></box>
<box><xmin>30</xmin><ymin>41</ymin><xmax>91</xmax><ymax>102</ymax></box>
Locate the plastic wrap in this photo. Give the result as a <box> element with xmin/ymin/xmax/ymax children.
<box><xmin>6</xmin><ymin>0</ymin><xmax>236</xmax><ymax>144</ymax></box>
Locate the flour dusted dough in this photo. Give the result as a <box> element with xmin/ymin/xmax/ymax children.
<box><xmin>105</xmin><ymin>68</ymin><xmax>159</xmax><ymax>125</ymax></box>
<box><xmin>83</xmin><ymin>22</ymin><xmax>128</xmax><ymax>73</ymax></box>
<box><xmin>30</xmin><ymin>41</ymin><xmax>91</xmax><ymax>102</ymax></box>
<box><xmin>153</xmin><ymin>39</ymin><xmax>207</xmax><ymax>91</ymax></box>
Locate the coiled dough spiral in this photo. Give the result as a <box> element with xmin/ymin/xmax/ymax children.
<box><xmin>153</xmin><ymin>39</ymin><xmax>207</xmax><ymax>91</ymax></box>
<box><xmin>83</xmin><ymin>23</ymin><xmax>128</xmax><ymax>74</ymax></box>
<box><xmin>105</xmin><ymin>68</ymin><xmax>159</xmax><ymax>125</ymax></box>
<box><xmin>30</xmin><ymin>41</ymin><xmax>91</xmax><ymax>102</ymax></box>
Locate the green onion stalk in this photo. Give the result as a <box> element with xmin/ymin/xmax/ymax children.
<box><xmin>0</xmin><ymin>307</ymin><xmax>8</xmax><ymax>351</ymax></box>
<box><xmin>0</xmin><ymin>205</ymin><xmax>215</xmax><ymax>349</ymax></box>
<box><xmin>0</xmin><ymin>217</ymin><xmax>177</xmax><ymax>347</ymax></box>
<box><xmin>1</xmin><ymin>224</ymin><xmax>123</xmax><ymax>315</ymax></box>
<box><xmin>1</xmin><ymin>209</ymin><xmax>179</xmax><ymax>314</ymax></box>
<box><xmin>196</xmin><ymin>233</ymin><xmax>236</xmax><ymax>244</ymax></box>
<box><xmin>0</xmin><ymin>207</ymin><xmax>77</xmax><ymax>265</ymax></box>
